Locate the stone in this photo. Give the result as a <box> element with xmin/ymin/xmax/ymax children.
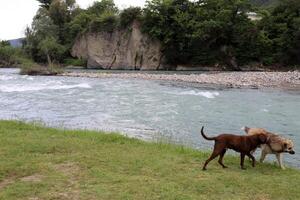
<box><xmin>71</xmin><ymin>21</ymin><xmax>165</xmax><ymax>70</ymax></box>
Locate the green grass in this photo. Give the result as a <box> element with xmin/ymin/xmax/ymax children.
<box><xmin>0</xmin><ymin>120</ymin><xmax>299</xmax><ymax>200</ymax></box>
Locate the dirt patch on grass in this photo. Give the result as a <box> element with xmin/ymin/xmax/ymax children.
<box><xmin>28</xmin><ymin>197</ymin><xmax>41</xmax><ymax>200</ymax></box>
<box><xmin>50</xmin><ymin>191</ymin><xmax>81</xmax><ymax>200</ymax></box>
<box><xmin>51</xmin><ymin>163</ymin><xmax>82</xmax><ymax>200</ymax></box>
<box><xmin>0</xmin><ymin>174</ymin><xmax>43</xmax><ymax>190</ymax></box>
<box><xmin>0</xmin><ymin>176</ymin><xmax>15</xmax><ymax>189</ymax></box>
<box><xmin>20</xmin><ymin>174</ymin><xmax>43</xmax><ymax>183</ymax></box>
<box><xmin>53</xmin><ymin>162</ymin><xmax>81</xmax><ymax>176</ymax></box>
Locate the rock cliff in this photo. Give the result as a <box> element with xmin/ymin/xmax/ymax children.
<box><xmin>71</xmin><ymin>21</ymin><xmax>166</xmax><ymax>70</ymax></box>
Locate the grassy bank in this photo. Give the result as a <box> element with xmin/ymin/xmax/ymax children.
<box><xmin>0</xmin><ymin>121</ymin><xmax>299</xmax><ymax>200</ymax></box>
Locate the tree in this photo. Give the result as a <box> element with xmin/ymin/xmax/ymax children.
<box><xmin>25</xmin><ymin>8</ymin><xmax>60</xmax><ymax>62</ymax></box>
<box><xmin>143</xmin><ymin>0</ymin><xmax>256</xmax><ymax>69</ymax></box>
<box><xmin>25</xmin><ymin>0</ymin><xmax>79</xmax><ymax>63</ymax></box>
<box><xmin>38</xmin><ymin>37</ymin><xmax>66</xmax><ymax>65</ymax></box>
<box><xmin>258</xmin><ymin>0</ymin><xmax>300</xmax><ymax>65</ymax></box>
<box><xmin>120</xmin><ymin>7</ymin><xmax>142</xmax><ymax>28</ymax></box>
<box><xmin>0</xmin><ymin>40</ymin><xmax>10</xmax><ymax>47</ymax></box>
<box><xmin>87</xmin><ymin>0</ymin><xmax>118</xmax><ymax>16</ymax></box>
<box><xmin>37</xmin><ymin>0</ymin><xmax>53</xmax><ymax>9</ymax></box>
<box><xmin>68</xmin><ymin>11</ymin><xmax>92</xmax><ymax>40</ymax></box>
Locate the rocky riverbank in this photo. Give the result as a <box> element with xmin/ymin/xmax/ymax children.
<box><xmin>62</xmin><ymin>71</ymin><xmax>300</xmax><ymax>89</ymax></box>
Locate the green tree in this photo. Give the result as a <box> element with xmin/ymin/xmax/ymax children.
<box><xmin>258</xmin><ymin>0</ymin><xmax>300</xmax><ymax>65</ymax></box>
<box><xmin>25</xmin><ymin>8</ymin><xmax>60</xmax><ymax>62</ymax></box>
<box><xmin>120</xmin><ymin>7</ymin><xmax>142</xmax><ymax>28</ymax></box>
<box><xmin>143</xmin><ymin>0</ymin><xmax>256</xmax><ymax>69</ymax></box>
<box><xmin>87</xmin><ymin>0</ymin><xmax>118</xmax><ymax>16</ymax></box>
<box><xmin>37</xmin><ymin>0</ymin><xmax>53</xmax><ymax>9</ymax></box>
<box><xmin>38</xmin><ymin>37</ymin><xmax>66</xmax><ymax>65</ymax></box>
<box><xmin>68</xmin><ymin>11</ymin><xmax>92</xmax><ymax>40</ymax></box>
<box><xmin>0</xmin><ymin>40</ymin><xmax>10</xmax><ymax>47</ymax></box>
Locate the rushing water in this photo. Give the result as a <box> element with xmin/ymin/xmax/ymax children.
<box><xmin>1</xmin><ymin>68</ymin><xmax>300</xmax><ymax>167</ymax></box>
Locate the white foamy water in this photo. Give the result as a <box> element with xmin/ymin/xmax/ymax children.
<box><xmin>0</xmin><ymin>75</ymin><xmax>15</xmax><ymax>80</ymax></box>
<box><xmin>168</xmin><ymin>90</ymin><xmax>220</xmax><ymax>98</ymax></box>
<box><xmin>0</xmin><ymin>68</ymin><xmax>300</xmax><ymax>168</ymax></box>
<box><xmin>179</xmin><ymin>90</ymin><xmax>220</xmax><ymax>98</ymax></box>
<box><xmin>0</xmin><ymin>82</ymin><xmax>91</xmax><ymax>92</ymax></box>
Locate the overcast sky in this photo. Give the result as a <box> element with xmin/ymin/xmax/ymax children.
<box><xmin>0</xmin><ymin>0</ymin><xmax>146</xmax><ymax>40</ymax></box>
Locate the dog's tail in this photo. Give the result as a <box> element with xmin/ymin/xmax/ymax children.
<box><xmin>201</xmin><ymin>126</ymin><xmax>215</xmax><ymax>141</ymax></box>
<box><xmin>241</xmin><ymin>126</ymin><xmax>250</xmax><ymax>134</ymax></box>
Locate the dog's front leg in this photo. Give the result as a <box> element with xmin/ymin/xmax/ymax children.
<box><xmin>260</xmin><ymin>150</ymin><xmax>267</xmax><ymax>163</ymax></box>
<box><xmin>248</xmin><ymin>148</ymin><xmax>256</xmax><ymax>162</ymax></box>
<box><xmin>247</xmin><ymin>153</ymin><xmax>256</xmax><ymax>167</ymax></box>
<box><xmin>240</xmin><ymin>153</ymin><xmax>246</xmax><ymax>170</ymax></box>
<box><xmin>276</xmin><ymin>153</ymin><xmax>285</xmax><ymax>170</ymax></box>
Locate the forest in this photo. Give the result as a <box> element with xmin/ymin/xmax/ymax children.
<box><xmin>1</xmin><ymin>0</ymin><xmax>299</xmax><ymax>70</ymax></box>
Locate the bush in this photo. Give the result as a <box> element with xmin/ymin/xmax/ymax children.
<box><xmin>89</xmin><ymin>13</ymin><xmax>118</xmax><ymax>33</ymax></box>
<box><xmin>0</xmin><ymin>45</ymin><xmax>15</xmax><ymax>66</ymax></box>
<box><xmin>0</xmin><ymin>43</ymin><xmax>34</xmax><ymax>68</ymax></box>
<box><xmin>119</xmin><ymin>7</ymin><xmax>142</xmax><ymax>28</ymax></box>
<box><xmin>20</xmin><ymin>64</ymin><xmax>64</xmax><ymax>76</ymax></box>
<box><xmin>68</xmin><ymin>12</ymin><xmax>93</xmax><ymax>40</ymax></box>
<box><xmin>64</xmin><ymin>58</ymin><xmax>87</xmax><ymax>66</ymax></box>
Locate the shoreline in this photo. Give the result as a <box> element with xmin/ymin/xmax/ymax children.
<box><xmin>62</xmin><ymin>71</ymin><xmax>300</xmax><ymax>90</ymax></box>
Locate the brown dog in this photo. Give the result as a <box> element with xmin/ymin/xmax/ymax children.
<box><xmin>243</xmin><ymin>126</ymin><xmax>295</xmax><ymax>169</ymax></box>
<box><xmin>201</xmin><ymin>127</ymin><xmax>268</xmax><ymax>170</ymax></box>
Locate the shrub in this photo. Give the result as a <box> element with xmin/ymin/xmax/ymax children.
<box><xmin>64</xmin><ymin>58</ymin><xmax>87</xmax><ymax>66</ymax></box>
<box><xmin>0</xmin><ymin>43</ymin><xmax>34</xmax><ymax>68</ymax></box>
<box><xmin>119</xmin><ymin>7</ymin><xmax>142</xmax><ymax>28</ymax></box>
<box><xmin>20</xmin><ymin>64</ymin><xmax>64</xmax><ymax>76</ymax></box>
<box><xmin>89</xmin><ymin>13</ymin><xmax>118</xmax><ymax>33</ymax></box>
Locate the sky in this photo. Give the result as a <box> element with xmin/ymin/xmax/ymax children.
<box><xmin>0</xmin><ymin>0</ymin><xmax>146</xmax><ymax>40</ymax></box>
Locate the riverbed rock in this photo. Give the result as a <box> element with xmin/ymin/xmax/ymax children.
<box><xmin>71</xmin><ymin>21</ymin><xmax>166</xmax><ymax>70</ymax></box>
<box><xmin>62</xmin><ymin>71</ymin><xmax>300</xmax><ymax>89</ymax></box>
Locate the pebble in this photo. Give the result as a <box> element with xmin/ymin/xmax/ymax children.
<box><xmin>62</xmin><ymin>71</ymin><xmax>300</xmax><ymax>89</ymax></box>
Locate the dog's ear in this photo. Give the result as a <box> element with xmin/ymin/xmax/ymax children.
<box><xmin>242</xmin><ymin>126</ymin><xmax>250</xmax><ymax>133</ymax></box>
<box><xmin>283</xmin><ymin>143</ymin><xmax>288</xmax><ymax>149</ymax></box>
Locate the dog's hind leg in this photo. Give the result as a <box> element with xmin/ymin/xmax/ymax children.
<box><xmin>203</xmin><ymin>145</ymin><xmax>224</xmax><ymax>170</ymax></box>
<box><xmin>276</xmin><ymin>153</ymin><xmax>285</xmax><ymax>170</ymax></box>
<box><xmin>203</xmin><ymin>151</ymin><xmax>220</xmax><ymax>170</ymax></box>
<box><xmin>218</xmin><ymin>149</ymin><xmax>228</xmax><ymax>168</ymax></box>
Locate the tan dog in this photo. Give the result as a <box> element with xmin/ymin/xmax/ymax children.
<box><xmin>242</xmin><ymin>127</ymin><xmax>295</xmax><ymax>169</ymax></box>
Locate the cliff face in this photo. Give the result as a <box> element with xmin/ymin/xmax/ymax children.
<box><xmin>71</xmin><ymin>21</ymin><xmax>166</xmax><ymax>70</ymax></box>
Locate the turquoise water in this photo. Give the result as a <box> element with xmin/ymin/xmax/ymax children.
<box><xmin>1</xmin><ymin>68</ymin><xmax>299</xmax><ymax>167</ymax></box>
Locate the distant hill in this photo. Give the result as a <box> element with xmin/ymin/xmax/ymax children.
<box><xmin>250</xmin><ymin>0</ymin><xmax>278</xmax><ymax>7</ymax></box>
<box><xmin>8</xmin><ymin>38</ymin><xmax>24</xmax><ymax>48</ymax></box>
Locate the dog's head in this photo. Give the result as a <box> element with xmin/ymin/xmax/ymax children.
<box><xmin>257</xmin><ymin>133</ymin><xmax>268</xmax><ymax>144</ymax></box>
<box><xmin>283</xmin><ymin>139</ymin><xmax>295</xmax><ymax>154</ymax></box>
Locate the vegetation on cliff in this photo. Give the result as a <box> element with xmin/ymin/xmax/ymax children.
<box><xmin>20</xmin><ymin>0</ymin><xmax>300</xmax><ymax>70</ymax></box>
<box><xmin>250</xmin><ymin>0</ymin><xmax>278</xmax><ymax>7</ymax></box>
<box><xmin>0</xmin><ymin>120</ymin><xmax>300</xmax><ymax>199</ymax></box>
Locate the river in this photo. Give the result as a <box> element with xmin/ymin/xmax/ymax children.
<box><xmin>1</xmin><ymin>68</ymin><xmax>299</xmax><ymax>167</ymax></box>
